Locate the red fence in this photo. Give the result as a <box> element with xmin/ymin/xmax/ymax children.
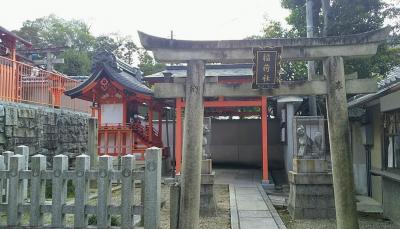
<box><xmin>0</xmin><ymin>56</ymin><xmax>91</xmax><ymax>113</ymax></box>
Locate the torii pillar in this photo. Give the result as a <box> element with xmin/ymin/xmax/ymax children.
<box><xmin>179</xmin><ymin>60</ymin><xmax>205</xmax><ymax>229</ymax></box>
<box><xmin>138</xmin><ymin>27</ymin><xmax>390</xmax><ymax>229</ymax></box>
<box><xmin>325</xmin><ymin>56</ymin><xmax>358</xmax><ymax>228</ymax></box>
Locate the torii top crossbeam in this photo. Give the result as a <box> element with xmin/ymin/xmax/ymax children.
<box><xmin>138</xmin><ymin>27</ymin><xmax>390</xmax><ymax>63</ymax></box>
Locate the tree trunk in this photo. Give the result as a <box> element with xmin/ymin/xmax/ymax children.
<box><xmin>306</xmin><ymin>0</ymin><xmax>317</xmax><ymax>116</ymax></box>
<box><xmin>321</xmin><ymin>0</ymin><xmax>330</xmax><ymax>36</ymax></box>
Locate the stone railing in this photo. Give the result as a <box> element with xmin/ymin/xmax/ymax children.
<box><xmin>0</xmin><ymin>145</ymin><xmax>161</xmax><ymax>229</ymax></box>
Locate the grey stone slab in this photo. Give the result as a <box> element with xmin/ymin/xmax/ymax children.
<box><xmin>239</xmin><ymin>218</ymin><xmax>279</xmax><ymax>229</ymax></box>
<box><xmin>236</xmin><ymin>188</ymin><xmax>260</xmax><ymax>195</ymax></box>
<box><xmin>229</xmin><ymin>184</ymin><xmax>240</xmax><ymax>229</ymax></box>
<box><xmin>237</xmin><ymin>200</ymin><xmax>269</xmax><ymax>211</ymax></box>
<box><xmin>239</xmin><ymin>210</ymin><xmax>272</xmax><ymax>218</ymax></box>
<box><xmin>236</xmin><ymin>196</ymin><xmax>265</xmax><ymax>201</ymax></box>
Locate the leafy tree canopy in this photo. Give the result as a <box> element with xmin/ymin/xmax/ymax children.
<box><xmin>253</xmin><ymin>0</ymin><xmax>400</xmax><ymax>78</ymax></box>
<box><xmin>57</xmin><ymin>49</ymin><xmax>91</xmax><ymax>76</ymax></box>
<box><xmin>14</xmin><ymin>14</ymin><xmax>163</xmax><ymax>76</ymax></box>
<box><xmin>137</xmin><ymin>50</ymin><xmax>166</xmax><ymax>76</ymax></box>
<box><xmin>15</xmin><ymin>14</ymin><xmax>95</xmax><ymax>51</ymax></box>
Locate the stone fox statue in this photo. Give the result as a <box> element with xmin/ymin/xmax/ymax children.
<box><xmin>297</xmin><ymin>125</ymin><xmax>323</xmax><ymax>158</ymax></box>
<box><xmin>297</xmin><ymin>125</ymin><xmax>313</xmax><ymax>157</ymax></box>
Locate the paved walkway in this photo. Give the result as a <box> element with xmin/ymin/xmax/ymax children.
<box><xmin>215</xmin><ymin>168</ymin><xmax>286</xmax><ymax>229</ymax></box>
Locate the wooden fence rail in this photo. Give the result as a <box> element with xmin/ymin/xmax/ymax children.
<box><xmin>0</xmin><ymin>146</ymin><xmax>161</xmax><ymax>229</ymax></box>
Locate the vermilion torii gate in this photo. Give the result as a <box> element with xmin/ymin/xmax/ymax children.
<box><xmin>139</xmin><ymin>28</ymin><xmax>390</xmax><ymax>229</ymax></box>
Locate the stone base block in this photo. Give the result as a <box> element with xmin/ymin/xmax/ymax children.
<box><xmin>288</xmin><ymin>171</ymin><xmax>335</xmax><ymax>219</ymax></box>
<box><xmin>288</xmin><ymin>171</ymin><xmax>333</xmax><ymax>185</ymax></box>
<box><xmin>293</xmin><ymin>159</ymin><xmax>327</xmax><ymax>173</ymax></box>
<box><xmin>200</xmin><ymin>173</ymin><xmax>217</xmax><ymax>217</ymax></box>
<box><xmin>201</xmin><ymin>159</ymin><xmax>212</xmax><ymax>174</ymax></box>
<box><xmin>201</xmin><ymin>172</ymin><xmax>215</xmax><ymax>185</ymax></box>
<box><xmin>288</xmin><ymin>205</ymin><xmax>336</xmax><ymax>219</ymax></box>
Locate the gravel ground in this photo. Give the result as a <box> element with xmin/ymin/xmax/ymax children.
<box><xmin>277</xmin><ymin>206</ymin><xmax>400</xmax><ymax>229</ymax></box>
<box><xmin>160</xmin><ymin>184</ymin><xmax>231</xmax><ymax>229</ymax></box>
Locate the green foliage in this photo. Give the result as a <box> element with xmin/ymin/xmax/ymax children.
<box><xmin>88</xmin><ymin>215</ymin><xmax>97</xmax><ymax>225</ymax></box>
<box><xmin>249</xmin><ymin>18</ymin><xmax>308</xmax><ymax>80</ymax></box>
<box><xmin>88</xmin><ymin>215</ymin><xmax>121</xmax><ymax>226</ymax></box>
<box><xmin>278</xmin><ymin>0</ymin><xmax>400</xmax><ymax>78</ymax></box>
<box><xmin>44</xmin><ymin>179</ymin><xmax>75</xmax><ymax>199</ymax></box>
<box><xmin>56</xmin><ymin>49</ymin><xmax>91</xmax><ymax>76</ymax></box>
<box><xmin>14</xmin><ymin>14</ymin><xmax>163</xmax><ymax>77</ymax></box>
<box><xmin>15</xmin><ymin>14</ymin><xmax>95</xmax><ymax>51</ymax></box>
<box><xmin>94</xmin><ymin>34</ymin><xmax>138</xmax><ymax>64</ymax></box>
<box><xmin>137</xmin><ymin>50</ymin><xmax>166</xmax><ymax>76</ymax></box>
<box><xmin>15</xmin><ymin>15</ymin><xmax>95</xmax><ymax>75</ymax></box>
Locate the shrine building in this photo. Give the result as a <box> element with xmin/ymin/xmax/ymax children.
<box><xmin>66</xmin><ymin>51</ymin><xmax>166</xmax><ymax>159</ymax></box>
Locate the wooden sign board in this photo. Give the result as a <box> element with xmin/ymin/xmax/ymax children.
<box><xmin>252</xmin><ymin>47</ymin><xmax>282</xmax><ymax>89</ymax></box>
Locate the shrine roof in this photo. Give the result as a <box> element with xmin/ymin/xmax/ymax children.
<box><xmin>348</xmin><ymin>66</ymin><xmax>400</xmax><ymax>108</ymax></box>
<box><xmin>145</xmin><ymin>63</ymin><xmax>253</xmax><ymax>79</ymax></box>
<box><xmin>0</xmin><ymin>26</ymin><xmax>32</xmax><ymax>47</ymax></box>
<box><xmin>65</xmin><ymin>51</ymin><xmax>152</xmax><ymax>98</ymax></box>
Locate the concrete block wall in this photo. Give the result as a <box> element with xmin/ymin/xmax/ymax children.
<box><xmin>382</xmin><ymin>177</ymin><xmax>400</xmax><ymax>225</ymax></box>
<box><xmin>210</xmin><ymin>119</ymin><xmax>284</xmax><ymax>168</ymax></box>
<box><xmin>0</xmin><ymin>102</ymin><xmax>90</xmax><ymax>157</ymax></box>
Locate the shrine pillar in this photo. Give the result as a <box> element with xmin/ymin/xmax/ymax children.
<box><xmin>324</xmin><ymin>56</ymin><xmax>359</xmax><ymax>229</ymax></box>
<box><xmin>175</xmin><ymin>99</ymin><xmax>183</xmax><ymax>173</ymax></box>
<box><xmin>148</xmin><ymin>106</ymin><xmax>153</xmax><ymax>143</ymax></box>
<box><xmin>158</xmin><ymin>109</ymin><xmax>163</xmax><ymax>140</ymax></box>
<box><xmin>261</xmin><ymin>96</ymin><xmax>269</xmax><ymax>183</ymax></box>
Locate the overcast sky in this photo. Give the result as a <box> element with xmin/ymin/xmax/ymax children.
<box><xmin>1</xmin><ymin>0</ymin><xmax>289</xmax><ymax>44</ymax></box>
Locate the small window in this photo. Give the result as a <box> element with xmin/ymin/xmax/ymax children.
<box><xmin>384</xmin><ymin>110</ymin><xmax>400</xmax><ymax>171</ymax></box>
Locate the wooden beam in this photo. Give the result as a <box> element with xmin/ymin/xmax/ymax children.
<box><xmin>154</xmin><ymin>79</ymin><xmax>378</xmax><ymax>98</ymax></box>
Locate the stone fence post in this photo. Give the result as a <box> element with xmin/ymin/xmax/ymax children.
<box><xmin>7</xmin><ymin>154</ymin><xmax>24</xmax><ymax>226</ymax></box>
<box><xmin>30</xmin><ymin>154</ymin><xmax>46</xmax><ymax>226</ymax></box>
<box><xmin>0</xmin><ymin>155</ymin><xmax>4</xmax><ymax>203</ymax></box>
<box><xmin>121</xmin><ymin>155</ymin><xmax>136</xmax><ymax>228</ymax></box>
<box><xmin>144</xmin><ymin>147</ymin><xmax>161</xmax><ymax>229</ymax></box>
<box><xmin>74</xmin><ymin>154</ymin><xmax>90</xmax><ymax>228</ymax></box>
<box><xmin>16</xmin><ymin>145</ymin><xmax>29</xmax><ymax>201</ymax></box>
<box><xmin>97</xmin><ymin>155</ymin><xmax>113</xmax><ymax>227</ymax></box>
<box><xmin>2</xmin><ymin>151</ymin><xmax>13</xmax><ymax>202</ymax></box>
<box><xmin>52</xmin><ymin>154</ymin><xmax>68</xmax><ymax>227</ymax></box>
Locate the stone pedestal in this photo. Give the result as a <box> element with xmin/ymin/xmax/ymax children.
<box><xmin>200</xmin><ymin>159</ymin><xmax>217</xmax><ymax>217</ymax></box>
<box><xmin>288</xmin><ymin>159</ymin><xmax>335</xmax><ymax>219</ymax></box>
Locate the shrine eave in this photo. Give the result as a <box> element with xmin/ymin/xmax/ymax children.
<box><xmin>65</xmin><ymin>62</ymin><xmax>153</xmax><ymax>100</ymax></box>
<box><xmin>138</xmin><ymin>27</ymin><xmax>391</xmax><ymax>63</ymax></box>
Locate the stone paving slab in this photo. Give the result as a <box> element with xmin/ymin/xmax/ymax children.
<box><xmin>240</xmin><ymin>218</ymin><xmax>279</xmax><ymax>229</ymax></box>
<box><xmin>230</xmin><ymin>184</ymin><xmax>287</xmax><ymax>229</ymax></box>
<box><xmin>239</xmin><ymin>210</ymin><xmax>272</xmax><ymax>218</ymax></box>
<box><xmin>237</xmin><ymin>200</ymin><xmax>270</xmax><ymax>211</ymax></box>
